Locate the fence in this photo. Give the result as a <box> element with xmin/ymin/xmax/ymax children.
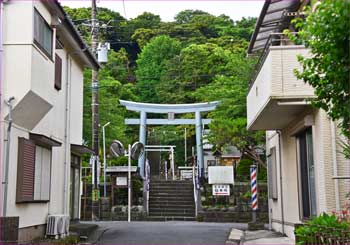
<box><xmin>295</xmin><ymin>224</ymin><xmax>350</xmax><ymax>245</ymax></box>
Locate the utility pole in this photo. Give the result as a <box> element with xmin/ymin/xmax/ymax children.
<box><xmin>91</xmin><ymin>0</ymin><xmax>100</xmax><ymax>221</ymax></box>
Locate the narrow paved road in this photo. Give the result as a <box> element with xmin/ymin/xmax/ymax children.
<box><xmin>95</xmin><ymin>221</ymin><xmax>247</xmax><ymax>244</ymax></box>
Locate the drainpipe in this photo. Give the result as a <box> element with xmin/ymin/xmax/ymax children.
<box><xmin>0</xmin><ymin>0</ymin><xmax>4</xmax><ymax>217</ymax></box>
<box><xmin>266</xmin><ymin>152</ymin><xmax>272</xmax><ymax>231</ymax></box>
<box><xmin>331</xmin><ymin>121</ymin><xmax>340</xmax><ymax>211</ymax></box>
<box><xmin>63</xmin><ymin>52</ymin><xmax>72</xmax><ymax>216</ymax></box>
<box><xmin>277</xmin><ymin>130</ymin><xmax>285</xmax><ymax>235</ymax></box>
<box><xmin>3</xmin><ymin>96</ymin><xmax>15</xmax><ymax>217</ymax></box>
<box><xmin>62</xmin><ymin>47</ymin><xmax>88</xmax><ymax>216</ymax></box>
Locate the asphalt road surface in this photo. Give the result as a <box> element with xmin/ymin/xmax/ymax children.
<box><xmin>95</xmin><ymin>221</ymin><xmax>247</xmax><ymax>244</ymax></box>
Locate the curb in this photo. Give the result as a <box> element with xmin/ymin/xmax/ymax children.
<box><xmin>225</xmin><ymin>228</ymin><xmax>243</xmax><ymax>245</ymax></box>
<box><xmin>81</xmin><ymin>228</ymin><xmax>109</xmax><ymax>244</ymax></box>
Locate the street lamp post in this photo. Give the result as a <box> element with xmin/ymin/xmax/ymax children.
<box><xmin>102</xmin><ymin>122</ymin><xmax>111</xmax><ymax>198</ymax></box>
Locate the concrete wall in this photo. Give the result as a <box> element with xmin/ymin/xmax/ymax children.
<box><xmin>1</xmin><ymin>1</ymin><xmax>85</xmax><ymax>238</ymax></box>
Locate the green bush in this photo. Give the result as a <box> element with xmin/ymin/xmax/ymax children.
<box><xmin>295</xmin><ymin>213</ymin><xmax>350</xmax><ymax>244</ymax></box>
<box><xmin>236</xmin><ymin>159</ymin><xmax>252</xmax><ymax>181</ymax></box>
<box><xmin>236</xmin><ymin>158</ymin><xmax>267</xmax><ymax>182</ymax></box>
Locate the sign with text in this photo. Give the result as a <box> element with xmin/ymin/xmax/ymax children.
<box><xmin>116</xmin><ymin>176</ymin><xmax>127</xmax><ymax>186</ymax></box>
<box><xmin>212</xmin><ymin>184</ymin><xmax>230</xmax><ymax>196</ymax></box>
<box><xmin>208</xmin><ymin>166</ymin><xmax>234</xmax><ymax>184</ymax></box>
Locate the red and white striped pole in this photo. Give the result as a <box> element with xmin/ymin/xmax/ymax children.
<box><xmin>250</xmin><ymin>165</ymin><xmax>258</xmax><ymax>223</ymax></box>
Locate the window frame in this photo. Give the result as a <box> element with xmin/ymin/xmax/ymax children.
<box><xmin>33</xmin><ymin>145</ymin><xmax>52</xmax><ymax>202</ymax></box>
<box><xmin>33</xmin><ymin>8</ymin><xmax>53</xmax><ymax>59</ymax></box>
<box><xmin>16</xmin><ymin>138</ymin><xmax>53</xmax><ymax>203</ymax></box>
<box><xmin>296</xmin><ymin>127</ymin><xmax>317</xmax><ymax>220</ymax></box>
<box><xmin>54</xmin><ymin>53</ymin><xmax>62</xmax><ymax>90</ymax></box>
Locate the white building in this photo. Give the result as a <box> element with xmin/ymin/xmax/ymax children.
<box><xmin>247</xmin><ymin>0</ymin><xmax>350</xmax><ymax>240</ymax></box>
<box><xmin>0</xmin><ymin>0</ymin><xmax>99</xmax><ymax>242</ymax></box>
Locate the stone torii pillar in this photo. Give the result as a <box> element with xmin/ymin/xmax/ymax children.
<box><xmin>119</xmin><ymin>100</ymin><xmax>220</xmax><ymax>178</ymax></box>
<box><xmin>195</xmin><ymin>111</ymin><xmax>204</xmax><ymax>177</ymax></box>
<box><xmin>139</xmin><ymin>111</ymin><xmax>147</xmax><ymax>175</ymax></box>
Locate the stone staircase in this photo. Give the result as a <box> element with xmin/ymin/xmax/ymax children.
<box><xmin>148</xmin><ymin>179</ymin><xmax>196</xmax><ymax>221</ymax></box>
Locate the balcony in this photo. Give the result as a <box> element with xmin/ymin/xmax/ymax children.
<box><xmin>247</xmin><ymin>34</ymin><xmax>316</xmax><ymax>131</ymax></box>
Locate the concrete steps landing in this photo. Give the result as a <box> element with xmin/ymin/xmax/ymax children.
<box><xmin>149</xmin><ymin>180</ymin><xmax>195</xmax><ymax>221</ymax></box>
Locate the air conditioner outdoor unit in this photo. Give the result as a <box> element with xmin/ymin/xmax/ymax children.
<box><xmin>46</xmin><ymin>215</ymin><xmax>70</xmax><ymax>239</ymax></box>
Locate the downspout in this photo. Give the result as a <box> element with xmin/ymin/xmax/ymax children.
<box><xmin>0</xmin><ymin>0</ymin><xmax>4</xmax><ymax>217</ymax></box>
<box><xmin>266</xmin><ymin>152</ymin><xmax>272</xmax><ymax>231</ymax></box>
<box><xmin>62</xmin><ymin>44</ymin><xmax>88</xmax><ymax>216</ymax></box>
<box><xmin>63</xmin><ymin>53</ymin><xmax>72</xmax><ymax>215</ymax></box>
<box><xmin>2</xmin><ymin>96</ymin><xmax>14</xmax><ymax>217</ymax></box>
<box><xmin>277</xmin><ymin>130</ymin><xmax>285</xmax><ymax>235</ymax></box>
<box><xmin>331</xmin><ymin>121</ymin><xmax>340</xmax><ymax>211</ymax></box>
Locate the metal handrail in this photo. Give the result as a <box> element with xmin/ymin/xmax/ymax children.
<box><xmin>249</xmin><ymin>32</ymin><xmax>301</xmax><ymax>90</ymax></box>
<box><xmin>192</xmin><ymin>164</ymin><xmax>198</xmax><ymax>217</ymax></box>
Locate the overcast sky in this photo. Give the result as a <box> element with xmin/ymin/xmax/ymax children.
<box><xmin>61</xmin><ymin>0</ymin><xmax>264</xmax><ymax>22</ymax></box>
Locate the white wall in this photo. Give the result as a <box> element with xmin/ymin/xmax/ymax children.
<box><xmin>266</xmin><ymin>108</ymin><xmax>349</xmax><ymax>240</ymax></box>
<box><xmin>1</xmin><ymin>1</ymin><xmax>86</xmax><ymax>229</ymax></box>
<box><xmin>247</xmin><ymin>46</ymin><xmax>314</xmax><ymax>128</ymax></box>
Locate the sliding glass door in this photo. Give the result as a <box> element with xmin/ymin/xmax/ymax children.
<box><xmin>297</xmin><ymin>128</ymin><xmax>316</xmax><ymax>219</ymax></box>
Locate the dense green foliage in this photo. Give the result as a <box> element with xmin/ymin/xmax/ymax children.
<box><xmin>295</xmin><ymin>213</ymin><xmax>350</xmax><ymax>244</ymax></box>
<box><xmin>291</xmin><ymin>0</ymin><xmax>350</xmax><ymax>156</ymax></box>
<box><xmin>64</xmin><ymin>6</ymin><xmax>265</xmax><ymax>167</ymax></box>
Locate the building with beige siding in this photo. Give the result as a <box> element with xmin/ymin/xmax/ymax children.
<box><xmin>247</xmin><ymin>0</ymin><xmax>350</xmax><ymax>240</ymax></box>
<box><xmin>0</xmin><ymin>0</ymin><xmax>99</xmax><ymax>242</ymax></box>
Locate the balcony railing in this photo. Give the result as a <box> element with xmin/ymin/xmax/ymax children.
<box><xmin>249</xmin><ymin>32</ymin><xmax>300</xmax><ymax>90</ymax></box>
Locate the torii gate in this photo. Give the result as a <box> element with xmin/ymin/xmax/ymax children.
<box><xmin>119</xmin><ymin>100</ymin><xmax>220</xmax><ymax>178</ymax></box>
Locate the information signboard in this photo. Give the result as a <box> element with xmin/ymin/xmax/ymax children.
<box><xmin>116</xmin><ymin>176</ymin><xmax>127</xmax><ymax>186</ymax></box>
<box><xmin>212</xmin><ymin>184</ymin><xmax>230</xmax><ymax>196</ymax></box>
<box><xmin>208</xmin><ymin>166</ymin><xmax>234</xmax><ymax>184</ymax></box>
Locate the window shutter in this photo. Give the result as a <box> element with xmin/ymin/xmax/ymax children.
<box><xmin>54</xmin><ymin>54</ymin><xmax>62</xmax><ymax>90</ymax></box>
<box><xmin>16</xmin><ymin>138</ymin><xmax>35</xmax><ymax>202</ymax></box>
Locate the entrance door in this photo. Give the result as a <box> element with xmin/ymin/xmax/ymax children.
<box><xmin>297</xmin><ymin>128</ymin><xmax>317</xmax><ymax>219</ymax></box>
<box><xmin>70</xmin><ymin>154</ymin><xmax>81</xmax><ymax>220</ymax></box>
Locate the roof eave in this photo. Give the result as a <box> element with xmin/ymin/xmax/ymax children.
<box><xmin>247</xmin><ymin>0</ymin><xmax>271</xmax><ymax>54</ymax></box>
<box><xmin>41</xmin><ymin>0</ymin><xmax>100</xmax><ymax>70</ymax></box>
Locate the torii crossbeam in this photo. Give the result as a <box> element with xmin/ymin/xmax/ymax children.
<box><xmin>119</xmin><ymin>100</ymin><xmax>220</xmax><ymax>178</ymax></box>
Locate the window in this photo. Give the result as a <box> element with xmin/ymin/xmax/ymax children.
<box><xmin>297</xmin><ymin>128</ymin><xmax>317</xmax><ymax>219</ymax></box>
<box><xmin>70</xmin><ymin>154</ymin><xmax>81</xmax><ymax>220</ymax></box>
<box><xmin>55</xmin><ymin>54</ymin><xmax>62</xmax><ymax>90</ymax></box>
<box><xmin>207</xmin><ymin>160</ymin><xmax>216</xmax><ymax>167</ymax></box>
<box><xmin>267</xmin><ymin>147</ymin><xmax>278</xmax><ymax>200</ymax></box>
<box><xmin>34</xmin><ymin>146</ymin><xmax>51</xmax><ymax>201</ymax></box>
<box><xmin>34</xmin><ymin>8</ymin><xmax>53</xmax><ymax>58</ymax></box>
<box><xmin>16</xmin><ymin>138</ymin><xmax>52</xmax><ymax>202</ymax></box>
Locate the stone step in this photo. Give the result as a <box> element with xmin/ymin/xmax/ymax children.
<box><xmin>146</xmin><ymin>216</ymin><xmax>196</xmax><ymax>221</ymax></box>
<box><xmin>149</xmin><ymin>197</ymin><xmax>194</xmax><ymax>202</ymax></box>
<box><xmin>150</xmin><ymin>182</ymin><xmax>193</xmax><ymax>186</ymax></box>
<box><xmin>150</xmin><ymin>180</ymin><xmax>192</xmax><ymax>183</ymax></box>
<box><xmin>149</xmin><ymin>208</ymin><xmax>195</xmax><ymax>213</ymax></box>
<box><xmin>149</xmin><ymin>211</ymin><xmax>195</xmax><ymax>217</ymax></box>
<box><xmin>149</xmin><ymin>193</ymin><xmax>193</xmax><ymax>197</ymax></box>
<box><xmin>148</xmin><ymin>204</ymin><xmax>195</xmax><ymax>209</ymax></box>
<box><xmin>150</xmin><ymin>183</ymin><xmax>193</xmax><ymax>189</ymax></box>
<box><xmin>150</xmin><ymin>189</ymin><xmax>193</xmax><ymax>193</ymax></box>
<box><xmin>149</xmin><ymin>209</ymin><xmax>195</xmax><ymax>215</ymax></box>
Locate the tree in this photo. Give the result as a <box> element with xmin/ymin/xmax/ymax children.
<box><xmin>135</xmin><ymin>35</ymin><xmax>181</xmax><ymax>103</ymax></box>
<box><xmin>292</xmin><ymin>0</ymin><xmax>350</xmax><ymax>143</ymax></box>
<box><xmin>193</xmin><ymin>53</ymin><xmax>266</xmax><ymax>168</ymax></box>
<box><xmin>174</xmin><ymin>10</ymin><xmax>210</xmax><ymax>24</ymax></box>
<box><xmin>83</xmin><ymin>49</ymin><xmax>139</xmax><ymax>148</ymax></box>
